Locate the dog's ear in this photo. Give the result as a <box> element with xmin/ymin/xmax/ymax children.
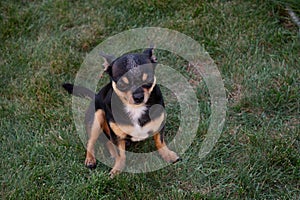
<box><xmin>99</xmin><ymin>51</ymin><xmax>115</xmax><ymax>72</ymax></box>
<box><xmin>143</xmin><ymin>48</ymin><xmax>157</xmax><ymax>63</ymax></box>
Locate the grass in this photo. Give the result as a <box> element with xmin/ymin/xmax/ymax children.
<box><xmin>1</xmin><ymin>0</ymin><xmax>299</xmax><ymax>199</ymax></box>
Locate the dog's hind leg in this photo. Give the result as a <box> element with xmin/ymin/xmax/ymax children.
<box><xmin>85</xmin><ymin>109</ymin><xmax>106</xmax><ymax>169</ymax></box>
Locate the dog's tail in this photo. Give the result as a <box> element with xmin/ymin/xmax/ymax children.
<box><xmin>62</xmin><ymin>83</ymin><xmax>95</xmax><ymax>99</ymax></box>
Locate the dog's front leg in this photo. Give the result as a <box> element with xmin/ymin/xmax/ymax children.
<box><xmin>109</xmin><ymin>139</ymin><xmax>126</xmax><ymax>178</ymax></box>
<box><xmin>154</xmin><ymin>132</ymin><xmax>180</xmax><ymax>163</ymax></box>
<box><xmin>85</xmin><ymin>110</ymin><xmax>106</xmax><ymax>169</ymax></box>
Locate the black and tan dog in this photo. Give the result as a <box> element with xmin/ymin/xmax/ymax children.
<box><xmin>63</xmin><ymin>48</ymin><xmax>180</xmax><ymax>177</ymax></box>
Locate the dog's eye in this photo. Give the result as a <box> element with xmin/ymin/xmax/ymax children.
<box><xmin>142</xmin><ymin>83</ymin><xmax>153</xmax><ymax>89</ymax></box>
<box><xmin>117</xmin><ymin>81</ymin><xmax>130</xmax><ymax>91</ymax></box>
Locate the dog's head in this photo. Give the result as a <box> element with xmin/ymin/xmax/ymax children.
<box><xmin>101</xmin><ymin>48</ymin><xmax>157</xmax><ymax>106</ymax></box>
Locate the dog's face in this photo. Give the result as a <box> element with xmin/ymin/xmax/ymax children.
<box><xmin>103</xmin><ymin>48</ymin><xmax>157</xmax><ymax>106</ymax></box>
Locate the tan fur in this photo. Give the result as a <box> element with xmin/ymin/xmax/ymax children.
<box><xmin>109</xmin><ymin>122</ymin><xmax>128</xmax><ymax>139</ymax></box>
<box><xmin>122</xmin><ymin>77</ymin><xmax>129</xmax><ymax>84</ymax></box>
<box><xmin>142</xmin><ymin>73</ymin><xmax>148</xmax><ymax>81</ymax></box>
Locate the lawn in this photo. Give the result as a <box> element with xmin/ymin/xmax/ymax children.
<box><xmin>1</xmin><ymin>0</ymin><xmax>299</xmax><ymax>199</ymax></box>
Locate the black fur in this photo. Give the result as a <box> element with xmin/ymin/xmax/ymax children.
<box><xmin>62</xmin><ymin>83</ymin><xmax>94</xmax><ymax>99</ymax></box>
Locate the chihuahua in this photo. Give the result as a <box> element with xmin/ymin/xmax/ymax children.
<box><xmin>63</xmin><ymin>48</ymin><xmax>180</xmax><ymax>177</ymax></box>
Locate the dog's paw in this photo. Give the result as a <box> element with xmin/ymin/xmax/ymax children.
<box><xmin>109</xmin><ymin>157</ymin><xmax>126</xmax><ymax>178</ymax></box>
<box><xmin>159</xmin><ymin>149</ymin><xmax>180</xmax><ymax>163</ymax></box>
<box><xmin>85</xmin><ymin>156</ymin><xmax>97</xmax><ymax>169</ymax></box>
<box><xmin>109</xmin><ymin>168</ymin><xmax>121</xmax><ymax>178</ymax></box>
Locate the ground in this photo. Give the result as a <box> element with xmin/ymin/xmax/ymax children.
<box><xmin>0</xmin><ymin>0</ymin><xmax>299</xmax><ymax>199</ymax></box>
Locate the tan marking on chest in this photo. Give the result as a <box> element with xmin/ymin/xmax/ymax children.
<box><xmin>109</xmin><ymin>122</ymin><xmax>128</xmax><ymax>139</ymax></box>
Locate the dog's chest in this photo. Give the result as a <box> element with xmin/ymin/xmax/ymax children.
<box><xmin>125</xmin><ymin>105</ymin><xmax>147</xmax><ymax>124</ymax></box>
<box><xmin>122</xmin><ymin>105</ymin><xmax>164</xmax><ymax>141</ymax></box>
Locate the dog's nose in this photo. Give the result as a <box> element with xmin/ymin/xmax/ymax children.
<box><xmin>133</xmin><ymin>92</ymin><xmax>144</xmax><ymax>104</ymax></box>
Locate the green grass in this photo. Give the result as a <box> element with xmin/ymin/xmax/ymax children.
<box><xmin>1</xmin><ymin>0</ymin><xmax>299</xmax><ymax>199</ymax></box>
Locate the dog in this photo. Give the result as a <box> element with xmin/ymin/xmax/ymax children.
<box><xmin>63</xmin><ymin>48</ymin><xmax>180</xmax><ymax>177</ymax></box>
